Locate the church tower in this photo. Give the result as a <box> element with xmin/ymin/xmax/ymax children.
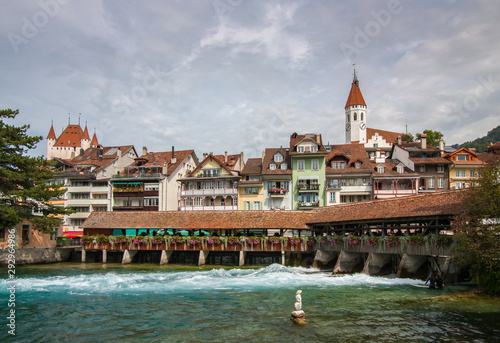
<box><xmin>46</xmin><ymin>123</ymin><xmax>57</xmax><ymax>160</ymax></box>
<box><xmin>345</xmin><ymin>69</ymin><xmax>367</xmax><ymax>144</ymax></box>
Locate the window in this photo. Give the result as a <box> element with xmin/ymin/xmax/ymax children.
<box><xmin>437</xmin><ymin>164</ymin><xmax>444</xmax><ymax>173</ymax></box>
<box><xmin>245</xmin><ymin>187</ymin><xmax>259</xmax><ymax>194</ymax></box>
<box><xmin>355</xmin><ymin>162</ymin><xmax>361</xmax><ymax>169</ymax></box>
<box><xmin>244</xmin><ymin>202</ymin><xmax>250</xmax><ymax>210</ymax></box>
<box><xmin>93</xmin><ymin>206</ymin><xmax>107</xmax><ymax>212</ymax></box>
<box><xmin>340</xmin><ymin>179</ymin><xmax>347</xmax><ymax>186</ymax></box>
<box><xmin>347</xmin><ymin>114</ymin><xmax>350</xmax><ymax>122</ymax></box>
<box><xmin>397</xmin><ymin>166</ymin><xmax>404</xmax><ymax>173</ymax></box>
<box><xmin>361</xmin><ymin>113</ymin><xmax>364</xmax><ymax>121</ymax></box>
<box><xmin>311</xmin><ymin>146</ymin><xmax>318</xmax><ymax>152</ymax></box>
<box><xmin>455</xmin><ymin>170</ymin><xmax>460</xmax><ymax>178</ymax></box>
<box><xmin>253</xmin><ymin>202</ymin><xmax>261</xmax><ymax>210</ymax></box>
<box><xmin>274</xmin><ymin>153</ymin><xmax>283</xmax><ymax>162</ymax></box>
<box><xmin>220</xmin><ymin>197</ymin><xmax>225</xmax><ymax>206</ymax></box>
<box><xmin>428</xmin><ymin>178</ymin><xmax>434</xmax><ymax>189</ymax></box>
<box><xmin>348</xmin><ymin>178</ymin><xmax>354</xmax><ymax>186</ymax></box>
<box><xmin>203</xmin><ymin>169</ymin><xmax>220</xmax><ymax>177</ymax></box>
<box><xmin>470</xmin><ymin>169</ymin><xmax>476</xmax><ymax>178</ymax></box>
<box><xmin>298</xmin><ymin>146</ymin><xmax>304</xmax><ymax>153</ymax></box>
<box><xmin>144</xmin><ymin>184</ymin><xmax>159</xmax><ymax>191</ymax></box>
<box><xmin>461</xmin><ymin>169</ymin><xmax>466</xmax><ymax>177</ymax></box>
<box><xmin>377</xmin><ymin>166</ymin><xmax>385</xmax><ymax>173</ymax></box>
<box><xmin>457</xmin><ymin>154</ymin><xmax>468</xmax><ymax>161</ymax></box>
<box><xmin>281</xmin><ymin>162</ymin><xmax>288</xmax><ymax>170</ymax></box>
<box><xmin>419</xmin><ymin>165</ymin><xmax>425</xmax><ymax>172</ymax></box>
<box><xmin>332</xmin><ymin>162</ymin><xmax>346</xmax><ymax>169</ymax></box>
<box><xmin>269</xmin><ymin>163</ymin><xmax>276</xmax><ymax>170</ymax></box>
<box><xmin>312</xmin><ymin>159</ymin><xmax>319</xmax><ymax>170</ymax></box>
<box><xmin>144</xmin><ymin>198</ymin><xmax>159</xmax><ymax>206</ymax></box>
<box><xmin>357</xmin><ymin>178</ymin><xmax>363</xmax><ymax>186</ymax></box>
<box><xmin>297</xmin><ymin>160</ymin><xmax>305</xmax><ymax>171</ymax></box>
<box><xmin>71</xmin><ymin>193</ymin><xmax>90</xmax><ymax>199</ymax></box>
<box><xmin>354</xmin><ymin>113</ymin><xmax>357</xmax><ymax>121</ymax></box>
<box><xmin>438</xmin><ymin>178</ymin><xmax>444</xmax><ymax>189</ymax></box>
<box><xmin>329</xmin><ymin>192</ymin><xmax>335</xmax><ymax>203</ymax></box>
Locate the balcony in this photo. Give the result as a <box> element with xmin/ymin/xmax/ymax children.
<box><xmin>181</xmin><ymin>188</ymin><xmax>238</xmax><ymax>196</ymax></box>
<box><xmin>113</xmin><ymin>190</ymin><xmax>159</xmax><ymax>198</ymax></box>
<box><xmin>268</xmin><ymin>188</ymin><xmax>288</xmax><ymax>197</ymax></box>
<box><xmin>297</xmin><ymin>184</ymin><xmax>320</xmax><ymax>192</ymax></box>
<box><xmin>181</xmin><ymin>205</ymin><xmax>238</xmax><ymax>211</ymax></box>
<box><xmin>325</xmin><ymin>183</ymin><xmax>342</xmax><ymax>190</ymax></box>
<box><xmin>298</xmin><ymin>201</ymin><xmax>319</xmax><ymax>209</ymax></box>
<box><xmin>112</xmin><ymin>205</ymin><xmax>159</xmax><ymax>211</ymax></box>
<box><xmin>112</xmin><ymin>173</ymin><xmax>161</xmax><ymax>180</ymax></box>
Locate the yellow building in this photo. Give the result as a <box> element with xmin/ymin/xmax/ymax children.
<box><xmin>238</xmin><ymin>158</ymin><xmax>264</xmax><ymax>210</ymax></box>
<box><xmin>444</xmin><ymin>147</ymin><xmax>486</xmax><ymax>189</ymax></box>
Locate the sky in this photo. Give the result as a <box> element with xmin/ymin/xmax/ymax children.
<box><xmin>1</xmin><ymin>0</ymin><xmax>499</xmax><ymax>159</ymax></box>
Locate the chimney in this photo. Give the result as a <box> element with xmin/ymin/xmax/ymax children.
<box><xmin>375</xmin><ymin>148</ymin><xmax>385</xmax><ymax>163</ymax></box>
<box><xmin>117</xmin><ymin>149</ymin><xmax>121</xmax><ymax>158</ymax></box>
<box><xmin>262</xmin><ymin>151</ymin><xmax>265</xmax><ymax>160</ymax></box>
<box><xmin>240</xmin><ymin>151</ymin><xmax>244</xmax><ymax>170</ymax></box>
<box><xmin>420</xmin><ymin>134</ymin><xmax>427</xmax><ymax>150</ymax></box>
<box><xmin>376</xmin><ymin>149</ymin><xmax>381</xmax><ymax>158</ymax></box>
<box><xmin>316</xmin><ymin>134</ymin><xmax>321</xmax><ymax>144</ymax></box>
<box><xmin>80</xmin><ymin>148</ymin><xmax>84</xmax><ymax>156</ymax></box>
<box><xmin>203</xmin><ymin>153</ymin><xmax>208</xmax><ymax>159</ymax></box>
<box><xmin>224</xmin><ymin>151</ymin><xmax>228</xmax><ymax>163</ymax></box>
<box><xmin>439</xmin><ymin>138</ymin><xmax>444</xmax><ymax>155</ymax></box>
<box><xmin>171</xmin><ymin>146</ymin><xmax>176</xmax><ymax>164</ymax></box>
<box><xmin>397</xmin><ymin>136</ymin><xmax>402</xmax><ymax>145</ymax></box>
<box><xmin>142</xmin><ymin>146</ymin><xmax>148</xmax><ymax>157</ymax></box>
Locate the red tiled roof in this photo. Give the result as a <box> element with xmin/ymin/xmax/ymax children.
<box><xmin>129</xmin><ymin>150</ymin><xmax>196</xmax><ymax>175</ymax></box>
<box><xmin>90</xmin><ymin>133</ymin><xmax>99</xmax><ymax>146</ymax></box>
<box><xmin>325</xmin><ymin>144</ymin><xmax>373</xmax><ymax>174</ymax></box>
<box><xmin>241</xmin><ymin>158</ymin><xmax>263</xmax><ymax>175</ymax></box>
<box><xmin>345</xmin><ymin>79</ymin><xmax>366</xmax><ymax>108</ymax></box>
<box><xmin>485</xmin><ymin>142</ymin><xmax>500</xmax><ymax>154</ymax></box>
<box><xmin>70</xmin><ymin>145</ymin><xmax>134</xmax><ymax>171</ymax></box>
<box><xmin>47</xmin><ymin>125</ymin><xmax>56</xmax><ymax>140</ymax></box>
<box><xmin>54</xmin><ymin>124</ymin><xmax>85</xmax><ymax>147</ymax></box>
<box><xmin>289</xmin><ymin>133</ymin><xmax>328</xmax><ymax>155</ymax></box>
<box><xmin>366</xmin><ymin>128</ymin><xmax>401</xmax><ymax>144</ymax></box>
<box><xmin>411</xmin><ymin>157</ymin><xmax>452</xmax><ymax>165</ymax></box>
<box><xmin>477</xmin><ymin>152</ymin><xmax>500</xmax><ymax>164</ymax></box>
<box><xmin>262</xmin><ymin>148</ymin><xmax>292</xmax><ymax>175</ymax></box>
<box><xmin>307</xmin><ymin>190</ymin><xmax>466</xmax><ymax>225</ymax></box>
<box><xmin>82</xmin><ymin>126</ymin><xmax>90</xmax><ymax>140</ymax></box>
<box><xmin>213</xmin><ymin>153</ymin><xmax>241</xmax><ymax>170</ymax></box>
<box><xmin>82</xmin><ymin>210</ymin><xmax>315</xmax><ymax>230</ymax></box>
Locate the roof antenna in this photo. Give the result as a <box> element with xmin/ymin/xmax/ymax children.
<box><xmin>68</xmin><ymin>113</ymin><xmax>70</xmax><ymax>125</ymax></box>
<box><xmin>78</xmin><ymin>113</ymin><xmax>81</xmax><ymax>126</ymax></box>
<box><xmin>353</xmin><ymin>63</ymin><xmax>359</xmax><ymax>86</ymax></box>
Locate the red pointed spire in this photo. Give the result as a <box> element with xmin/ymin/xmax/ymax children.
<box><xmin>47</xmin><ymin>124</ymin><xmax>57</xmax><ymax>140</ymax></box>
<box><xmin>345</xmin><ymin>69</ymin><xmax>366</xmax><ymax>109</ymax></box>
<box><xmin>82</xmin><ymin>125</ymin><xmax>90</xmax><ymax>140</ymax></box>
<box><xmin>90</xmin><ymin>132</ymin><xmax>99</xmax><ymax>147</ymax></box>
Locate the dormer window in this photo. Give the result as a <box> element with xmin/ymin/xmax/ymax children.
<box><xmin>332</xmin><ymin>162</ymin><xmax>346</xmax><ymax>169</ymax></box>
<box><xmin>298</xmin><ymin>146</ymin><xmax>304</xmax><ymax>153</ymax></box>
<box><xmin>274</xmin><ymin>153</ymin><xmax>283</xmax><ymax>162</ymax></box>
<box><xmin>397</xmin><ymin>166</ymin><xmax>404</xmax><ymax>173</ymax></box>
<box><xmin>355</xmin><ymin>162</ymin><xmax>361</xmax><ymax>169</ymax></box>
<box><xmin>457</xmin><ymin>154</ymin><xmax>468</xmax><ymax>161</ymax></box>
<box><xmin>269</xmin><ymin>163</ymin><xmax>277</xmax><ymax>170</ymax></box>
<box><xmin>311</xmin><ymin>146</ymin><xmax>318</xmax><ymax>152</ymax></box>
<box><xmin>281</xmin><ymin>162</ymin><xmax>287</xmax><ymax>170</ymax></box>
<box><xmin>377</xmin><ymin>165</ymin><xmax>385</xmax><ymax>173</ymax></box>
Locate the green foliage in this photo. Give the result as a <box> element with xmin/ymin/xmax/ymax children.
<box><xmin>0</xmin><ymin>109</ymin><xmax>71</xmax><ymax>233</ymax></box>
<box><xmin>401</xmin><ymin>133</ymin><xmax>414</xmax><ymax>142</ymax></box>
<box><xmin>458</xmin><ymin>125</ymin><xmax>500</xmax><ymax>153</ymax></box>
<box><xmin>417</xmin><ymin>129</ymin><xmax>444</xmax><ymax>147</ymax></box>
<box><xmin>453</xmin><ymin>159</ymin><xmax>500</xmax><ymax>295</ymax></box>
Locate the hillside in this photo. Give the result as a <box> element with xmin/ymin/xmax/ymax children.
<box><xmin>452</xmin><ymin>125</ymin><xmax>500</xmax><ymax>152</ymax></box>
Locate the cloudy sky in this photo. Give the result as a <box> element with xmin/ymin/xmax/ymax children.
<box><xmin>1</xmin><ymin>0</ymin><xmax>499</xmax><ymax>159</ymax></box>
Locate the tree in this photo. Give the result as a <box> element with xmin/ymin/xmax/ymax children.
<box><xmin>0</xmin><ymin>109</ymin><xmax>69</xmax><ymax>234</ymax></box>
<box><xmin>452</xmin><ymin>159</ymin><xmax>500</xmax><ymax>295</ymax></box>
<box><xmin>417</xmin><ymin>129</ymin><xmax>444</xmax><ymax>147</ymax></box>
<box><xmin>401</xmin><ymin>133</ymin><xmax>414</xmax><ymax>142</ymax></box>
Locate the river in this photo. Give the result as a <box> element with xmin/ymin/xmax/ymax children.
<box><xmin>1</xmin><ymin>263</ymin><xmax>499</xmax><ymax>342</ymax></box>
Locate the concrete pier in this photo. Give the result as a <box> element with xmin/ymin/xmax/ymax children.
<box><xmin>122</xmin><ymin>250</ymin><xmax>138</xmax><ymax>264</ymax></box>
<box><xmin>333</xmin><ymin>251</ymin><xmax>365</xmax><ymax>274</ymax></box>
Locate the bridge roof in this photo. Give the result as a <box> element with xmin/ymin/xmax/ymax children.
<box><xmin>307</xmin><ymin>190</ymin><xmax>466</xmax><ymax>225</ymax></box>
<box><xmin>82</xmin><ymin>210</ymin><xmax>314</xmax><ymax>231</ymax></box>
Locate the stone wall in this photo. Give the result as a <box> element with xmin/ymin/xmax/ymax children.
<box><xmin>0</xmin><ymin>247</ymin><xmax>73</xmax><ymax>265</ymax></box>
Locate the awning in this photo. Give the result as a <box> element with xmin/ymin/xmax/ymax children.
<box><xmin>112</xmin><ymin>182</ymin><xmax>128</xmax><ymax>185</ymax></box>
<box><xmin>63</xmin><ymin>231</ymin><xmax>83</xmax><ymax>237</ymax></box>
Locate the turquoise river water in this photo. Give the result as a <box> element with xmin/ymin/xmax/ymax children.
<box><xmin>1</xmin><ymin>263</ymin><xmax>499</xmax><ymax>342</ymax></box>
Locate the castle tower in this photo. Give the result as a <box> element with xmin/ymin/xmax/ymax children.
<box><xmin>46</xmin><ymin>123</ymin><xmax>57</xmax><ymax>160</ymax></box>
<box><xmin>90</xmin><ymin>131</ymin><xmax>99</xmax><ymax>148</ymax></box>
<box><xmin>345</xmin><ymin>69</ymin><xmax>367</xmax><ymax>144</ymax></box>
<box><xmin>81</xmin><ymin>124</ymin><xmax>91</xmax><ymax>151</ymax></box>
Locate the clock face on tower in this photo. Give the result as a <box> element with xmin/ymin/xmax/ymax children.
<box><xmin>360</xmin><ymin>122</ymin><xmax>366</xmax><ymax>129</ymax></box>
<box><xmin>346</xmin><ymin>123</ymin><xmax>351</xmax><ymax>131</ymax></box>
